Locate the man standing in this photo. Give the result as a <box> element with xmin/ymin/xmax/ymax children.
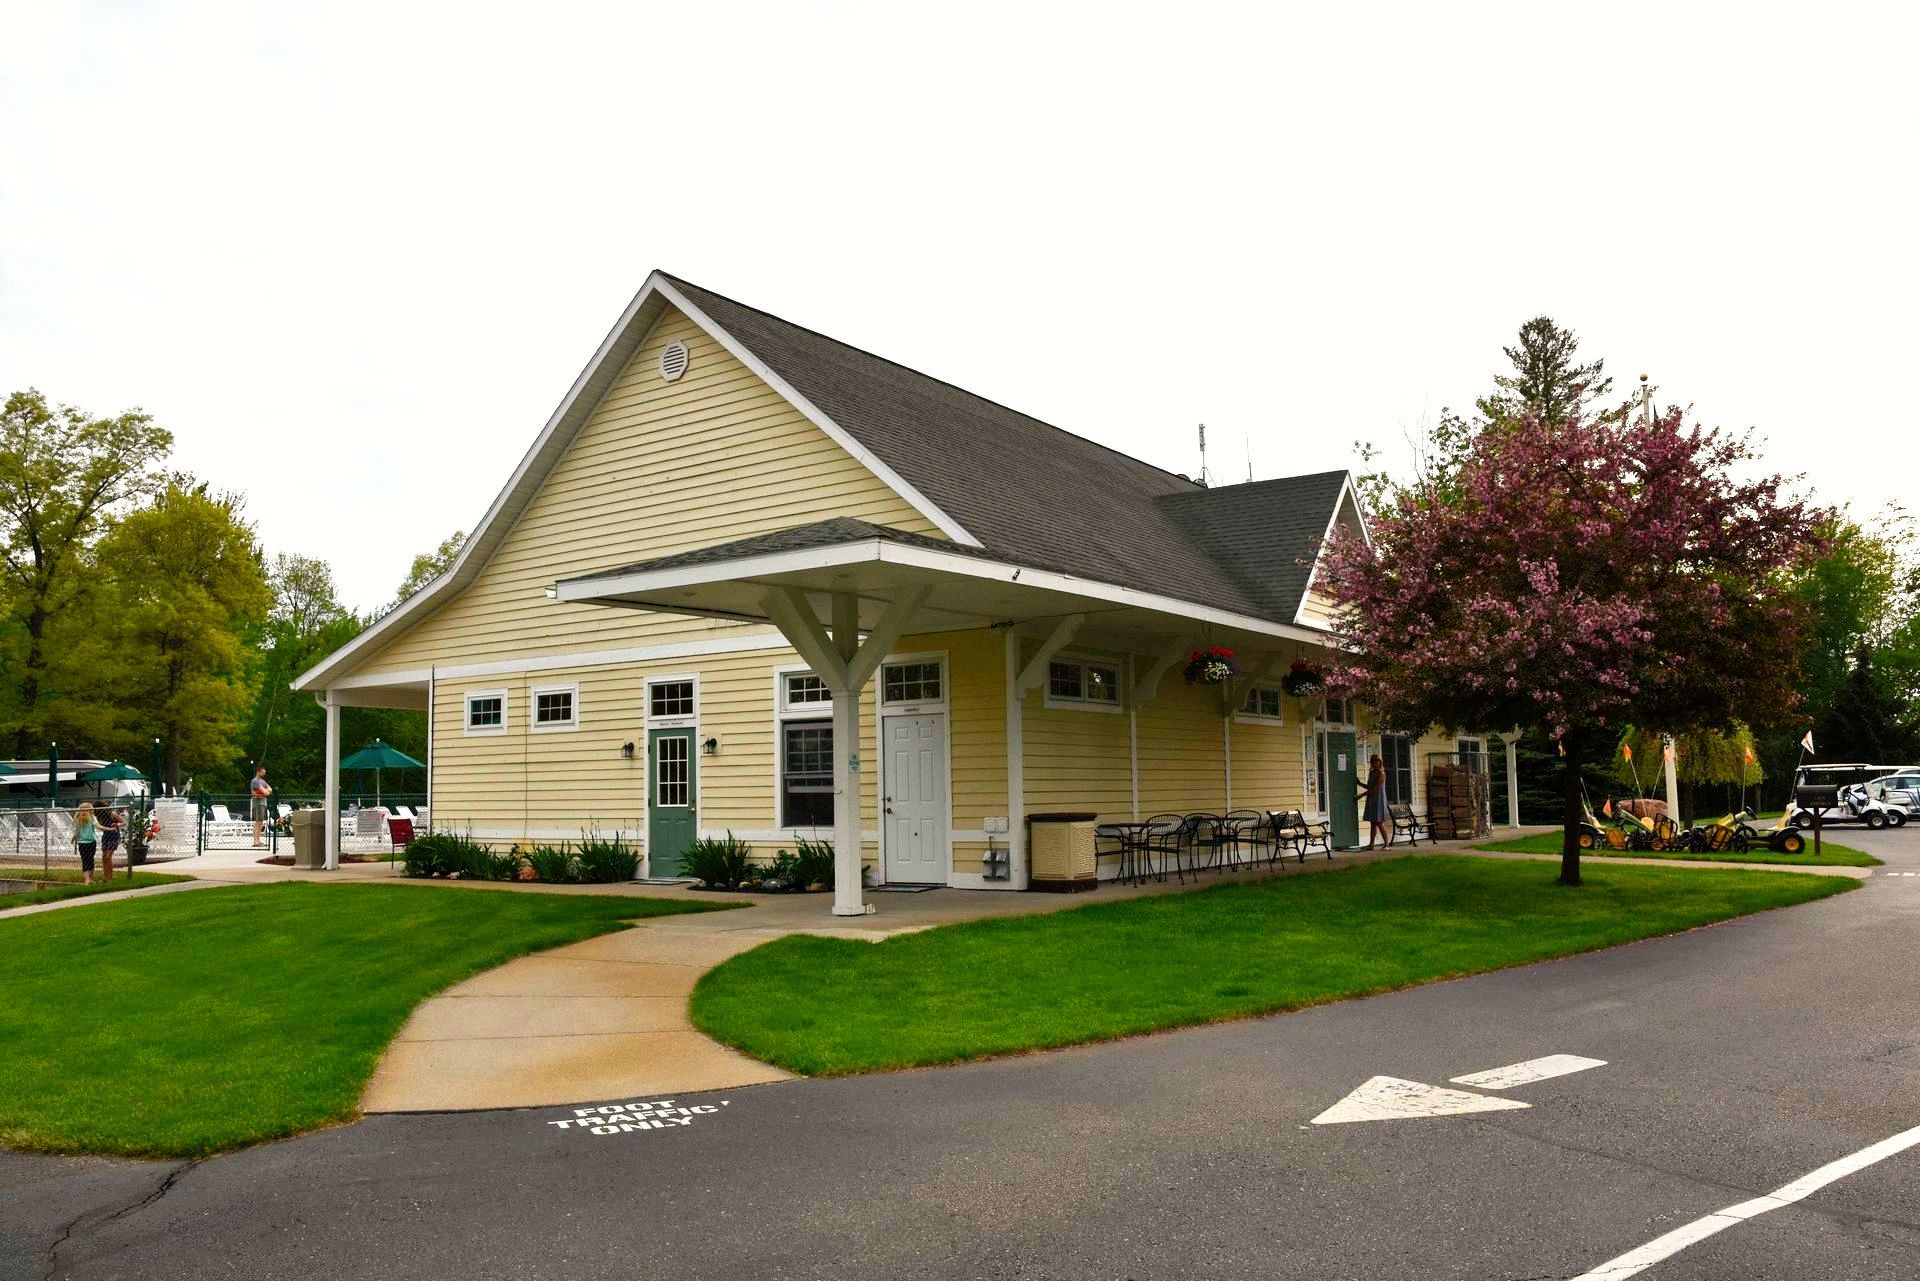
<box><xmin>250</xmin><ymin>766</ymin><xmax>273</xmax><ymax>848</ymax></box>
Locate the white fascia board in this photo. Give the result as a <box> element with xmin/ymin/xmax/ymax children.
<box><xmin>293</xmin><ymin>279</ymin><xmax>676</xmax><ymax>692</ymax></box>
<box><xmin>653</xmin><ymin>278</ymin><xmax>982</xmax><ymax>549</ymax></box>
<box><xmin>1292</xmin><ymin>472</ymin><xmax>1366</xmax><ymax>628</ymax></box>
<box><xmin>559</xmin><ymin>539</ymin><xmax>1329</xmax><ymax>646</ymax></box>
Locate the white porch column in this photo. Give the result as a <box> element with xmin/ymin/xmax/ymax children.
<box><xmin>830</xmin><ymin>593</ymin><xmax>864</xmax><ymax>916</ymax></box>
<box><xmin>323</xmin><ymin>692</ymin><xmax>341</xmax><ymax>870</ymax></box>
<box><xmin>1504</xmin><ymin>731</ymin><xmax>1521</xmax><ymax>829</ymax></box>
<box><xmin>1662</xmin><ymin>734</ymin><xmax>1681</xmax><ymax>819</ymax></box>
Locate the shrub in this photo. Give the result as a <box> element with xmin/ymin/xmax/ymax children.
<box><xmin>526</xmin><ymin>844</ymin><xmax>578</xmax><ymax>884</ymax></box>
<box><xmin>682</xmin><ymin>833</ymin><xmax>755</xmax><ymax>889</ymax></box>
<box><xmin>576</xmin><ymin>832</ymin><xmax>641</xmax><ymax>883</ymax></box>
<box><xmin>767</xmin><ymin>837</ymin><xmax>834</xmax><ymax>892</ymax></box>
<box><xmin>402</xmin><ymin>832</ymin><xmax>468</xmax><ymax>878</ymax></box>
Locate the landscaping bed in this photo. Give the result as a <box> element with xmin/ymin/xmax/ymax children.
<box><xmin>691</xmin><ymin>855</ymin><xmax>1855</xmax><ymax>1076</ymax></box>
<box><xmin>0</xmin><ymin>881</ymin><xmax>736</xmax><ymax>1157</ymax></box>
<box><xmin>1474</xmin><ymin>832</ymin><xmax>1880</xmax><ymax>867</ymax></box>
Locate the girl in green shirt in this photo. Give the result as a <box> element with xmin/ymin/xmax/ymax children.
<box><xmin>72</xmin><ymin>802</ymin><xmax>99</xmax><ymax>884</ymax></box>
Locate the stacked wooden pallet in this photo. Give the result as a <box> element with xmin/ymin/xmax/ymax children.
<box><xmin>1427</xmin><ymin>763</ymin><xmax>1488</xmax><ymax>840</ymax></box>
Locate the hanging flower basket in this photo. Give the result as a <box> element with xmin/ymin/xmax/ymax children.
<box><xmin>1184</xmin><ymin>645</ymin><xmax>1237</xmax><ymax>686</ymax></box>
<box><xmin>1281</xmin><ymin>658</ymin><xmax>1325</xmax><ymax>697</ymax></box>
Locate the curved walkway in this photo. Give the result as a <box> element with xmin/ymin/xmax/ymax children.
<box><xmin>347</xmin><ymin>836</ymin><xmax>1870</xmax><ymax>1113</ymax></box>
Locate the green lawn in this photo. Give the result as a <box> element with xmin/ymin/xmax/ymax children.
<box><xmin>691</xmin><ymin>856</ymin><xmax>1855</xmax><ymax>1076</ymax></box>
<box><xmin>1475</xmin><ymin>832</ymin><xmax>1881</xmax><ymax>867</ymax></box>
<box><xmin>0</xmin><ymin>872</ymin><xmax>189</xmax><ymax>911</ymax></box>
<box><xmin>0</xmin><ymin>882</ymin><xmax>735</xmax><ymax>1157</ymax></box>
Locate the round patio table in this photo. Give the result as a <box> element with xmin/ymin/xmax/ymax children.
<box><xmin>1097</xmin><ymin>820</ymin><xmax>1163</xmax><ymax>886</ymax></box>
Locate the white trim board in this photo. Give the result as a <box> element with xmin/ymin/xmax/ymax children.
<box><xmin>558</xmin><ymin>536</ymin><xmax>1332</xmax><ymax>647</ymax></box>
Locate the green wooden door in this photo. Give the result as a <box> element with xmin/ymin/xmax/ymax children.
<box><xmin>647</xmin><ymin>728</ymin><xmax>697</xmax><ymax>876</ymax></box>
<box><xmin>1327</xmin><ymin>730</ymin><xmax>1359</xmax><ymax>849</ymax></box>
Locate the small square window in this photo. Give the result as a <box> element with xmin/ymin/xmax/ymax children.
<box><xmin>464</xmin><ymin>690</ymin><xmax>507</xmax><ymax>735</ymax></box>
<box><xmin>1083</xmin><ymin>664</ymin><xmax>1119</xmax><ymax>703</ymax></box>
<box><xmin>649</xmin><ymin>680</ymin><xmax>694</xmax><ymax>719</ymax></box>
<box><xmin>533</xmin><ymin>687</ymin><xmax>576</xmax><ymax>729</ymax></box>
<box><xmin>1048</xmin><ymin>661</ymin><xmax>1082</xmax><ymax>700</ymax></box>
<box><xmin>882</xmin><ymin>660</ymin><xmax>941</xmax><ymax>705</ymax></box>
<box><xmin>784</xmin><ymin>673</ymin><xmax>830</xmax><ymax>708</ymax></box>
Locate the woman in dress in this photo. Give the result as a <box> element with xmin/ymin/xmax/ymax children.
<box><xmin>1361</xmin><ymin>755</ymin><xmax>1392</xmax><ymax>850</ymax></box>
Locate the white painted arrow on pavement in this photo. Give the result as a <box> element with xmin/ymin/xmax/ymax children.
<box><xmin>1451</xmin><ymin>1054</ymin><xmax>1607</xmax><ymax>1090</ymax></box>
<box><xmin>1310</xmin><ymin>1076</ymin><xmax>1531</xmax><ymax>1125</ymax></box>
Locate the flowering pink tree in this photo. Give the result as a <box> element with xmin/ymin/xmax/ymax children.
<box><xmin>1319</xmin><ymin>408</ymin><xmax>1821</xmax><ymax>884</ymax></box>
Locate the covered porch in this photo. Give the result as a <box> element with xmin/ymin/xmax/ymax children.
<box><xmin>311</xmin><ymin>676</ymin><xmax>431</xmax><ymax>871</ymax></box>
<box><xmin>554</xmin><ymin>520</ymin><xmax>1341</xmax><ymax>916</ymax></box>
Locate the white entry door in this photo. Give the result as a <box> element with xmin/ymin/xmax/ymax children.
<box><xmin>883</xmin><ymin>714</ymin><xmax>947</xmax><ymax>884</ymax></box>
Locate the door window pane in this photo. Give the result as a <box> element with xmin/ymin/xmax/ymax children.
<box><xmin>655</xmin><ymin>736</ymin><xmax>690</xmax><ymax>807</ymax></box>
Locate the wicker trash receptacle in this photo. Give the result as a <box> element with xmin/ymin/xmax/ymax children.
<box><xmin>1027</xmin><ymin>812</ymin><xmax>1099</xmax><ymax>892</ymax></box>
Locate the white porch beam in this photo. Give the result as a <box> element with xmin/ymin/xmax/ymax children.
<box><xmin>830</xmin><ymin>591</ymin><xmax>865</xmax><ymax>916</ymax></box>
<box><xmin>1505</xmin><ymin>728</ymin><xmax>1522</xmax><ymax>828</ymax></box>
<box><xmin>1015</xmin><ymin>614</ymin><xmax>1086</xmax><ymax>697</ymax></box>
<box><xmin>323</xmin><ymin>692</ymin><xmax>341</xmax><ymax>870</ymax></box>
<box><xmin>1662</xmin><ymin>734</ymin><xmax>1680</xmax><ymax>820</ymax></box>
<box><xmin>1226</xmin><ymin>652</ymin><xmax>1281</xmax><ymax>710</ymax></box>
<box><xmin>845</xmin><ymin>586</ymin><xmax>931</xmax><ymax>690</ymax></box>
<box><xmin>1132</xmin><ymin>649</ymin><xmax>1184</xmax><ymax>705</ymax></box>
<box><xmin>762</xmin><ymin>587</ymin><xmax>850</xmax><ymax>692</ymax></box>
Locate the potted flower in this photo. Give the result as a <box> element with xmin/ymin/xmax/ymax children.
<box><xmin>1281</xmin><ymin>658</ymin><xmax>1325</xmax><ymax>697</ymax></box>
<box><xmin>1184</xmin><ymin>644</ymin><xmax>1237</xmax><ymax>685</ymax></box>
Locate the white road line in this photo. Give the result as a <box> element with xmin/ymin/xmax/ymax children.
<box><xmin>1568</xmin><ymin>1122</ymin><xmax>1920</xmax><ymax>1280</ymax></box>
<box><xmin>1452</xmin><ymin>1054</ymin><xmax>1607</xmax><ymax>1089</ymax></box>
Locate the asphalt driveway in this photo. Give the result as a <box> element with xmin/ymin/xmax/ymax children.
<box><xmin>6</xmin><ymin>833</ymin><xmax>1917</xmax><ymax>1280</ymax></box>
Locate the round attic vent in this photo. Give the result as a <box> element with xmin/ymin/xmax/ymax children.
<box><xmin>659</xmin><ymin>340</ymin><xmax>690</xmax><ymax>382</ymax></box>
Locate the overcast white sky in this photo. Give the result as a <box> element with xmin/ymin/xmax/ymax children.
<box><xmin>4</xmin><ymin>1</ymin><xmax>1916</xmax><ymax>614</ymax></box>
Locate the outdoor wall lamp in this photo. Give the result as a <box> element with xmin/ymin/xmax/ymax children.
<box><xmin>621</xmin><ymin>741</ymin><xmax>635</xmax><ymax>759</ymax></box>
<box><xmin>702</xmin><ymin>737</ymin><xmax>719</xmax><ymax>755</ymax></box>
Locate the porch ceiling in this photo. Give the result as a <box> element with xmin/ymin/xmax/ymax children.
<box><xmin>552</xmin><ymin>532</ymin><xmax>1328</xmax><ymax>657</ymax></box>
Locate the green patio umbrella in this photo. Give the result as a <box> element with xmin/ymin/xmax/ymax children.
<box><xmin>339</xmin><ymin>739</ymin><xmax>425</xmax><ymax>806</ymax></box>
<box><xmin>80</xmin><ymin>760</ymin><xmax>145</xmax><ymax>784</ymax></box>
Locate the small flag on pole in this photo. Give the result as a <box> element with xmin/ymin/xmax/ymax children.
<box><xmin>1801</xmin><ymin>730</ymin><xmax>1815</xmax><ymax>754</ymax></box>
<box><xmin>1621</xmin><ymin>743</ymin><xmax>1633</xmax><ymax>762</ymax></box>
<box><xmin>1743</xmin><ymin>745</ymin><xmax>1756</xmax><ymax>764</ymax></box>
<box><xmin>1603</xmin><ymin>798</ymin><xmax>1613</xmax><ymax>817</ymax></box>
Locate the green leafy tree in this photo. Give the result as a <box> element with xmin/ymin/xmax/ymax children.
<box><xmin>0</xmin><ymin>389</ymin><xmax>171</xmax><ymax>754</ymax></box>
<box><xmin>1612</xmin><ymin>723</ymin><xmax>1764</xmax><ymax>823</ymax></box>
<box><xmin>392</xmin><ymin>530</ymin><xmax>466</xmax><ymax>607</ymax></box>
<box><xmin>241</xmin><ymin>554</ymin><xmax>359</xmax><ymax>790</ymax></box>
<box><xmin>96</xmin><ymin>481</ymin><xmax>272</xmax><ymax>790</ymax></box>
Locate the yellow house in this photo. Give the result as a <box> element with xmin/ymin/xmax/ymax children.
<box><xmin>293</xmin><ymin>271</ymin><xmax>1494</xmax><ymax>913</ymax></box>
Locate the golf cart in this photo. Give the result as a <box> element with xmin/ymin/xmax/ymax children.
<box><xmin>1786</xmin><ymin>764</ymin><xmax>1907</xmax><ymax>830</ymax></box>
<box><xmin>1866</xmin><ymin>766</ymin><xmax>1920</xmax><ymax>819</ymax></box>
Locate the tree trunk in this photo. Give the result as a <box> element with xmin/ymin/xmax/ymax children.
<box><xmin>1560</xmin><ymin>726</ymin><xmax>1584</xmax><ymax>886</ymax></box>
<box><xmin>13</xmin><ymin>603</ymin><xmax>47</xmax><ymax>758</ymax></box>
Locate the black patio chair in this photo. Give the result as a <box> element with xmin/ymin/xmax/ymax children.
<box><xmin>1184</xmin><ymin>813</ymin><xmax>1233</xmax><ymax>878</ymax></box>
<box><xmin>1094</xmin><ymin>824</ymin><xmax>1131</xmax><ymax>884</ymax></box>
<box><xmin>1138</xmin><ymin>813</ymin><xmax>1187</xmax><ymax>884</ymax></box>
<box><xmin>1223</xmin><ymin>809</ymin><xmax>1269</xmax><ymax>869</ymax></box>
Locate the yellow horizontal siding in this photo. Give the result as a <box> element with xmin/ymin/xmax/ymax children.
<box><xmin>351</xmin><ymin>306</ymin><xmax>941</xmax><ymax>676</ymax></box>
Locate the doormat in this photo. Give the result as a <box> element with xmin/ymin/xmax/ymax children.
<box><xmin>870</xmin><ymin>883</ymin><xmax>939</xmax><ymax>893</ymax></box>
<box><xmin>637</xmin><ymin>876</ymin><xmax>700</xmax><ymax>886</ymax></box>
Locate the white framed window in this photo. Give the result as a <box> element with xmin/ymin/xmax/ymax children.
<box><xmin>646</xmin><ymin>676</ymin><xmax>697</xmax><ymax>726</ymax></box>
<box><xmin>530</xmin><ymin>682</ymin><xmax>579</xmax><ymax>732</ymax></box>
<box><xmin>1320</xmin><ymin>697</ymin><xmax>1354</xmax><ymax>727</ymax></box>
<box><xmin>881</xmin><ymin>659</ymin><xmax>943</xmax><ymax>707</ymax></box>
<box><xmin>1045</xmin><ymin>657</ymin><xmax>1122</xmax><ymax>712</ymax></box>
<box><xmin>1237</xmin><ymin>683</ymin><xmax>1285</xmax><ymax>725</ymax></box>
<box><xmin>780</xmin><ymin>719</ymin><xmax>834</xmax><ymax>828</ymax></box>
<box><xmin>463</xmin><ymin>689</ymin><xmax>508</xmax><ymax>736</ymax></box>
<box><xmin>782</xmin><ymin>671</ymin><xmax>832</xmax><ymax>711</ymax></box>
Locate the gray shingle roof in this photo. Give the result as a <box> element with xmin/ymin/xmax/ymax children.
<box><xmin>662</xmin><ymin>274</ymin><xmax>1350</xmax><ymax>625</ymax></box>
